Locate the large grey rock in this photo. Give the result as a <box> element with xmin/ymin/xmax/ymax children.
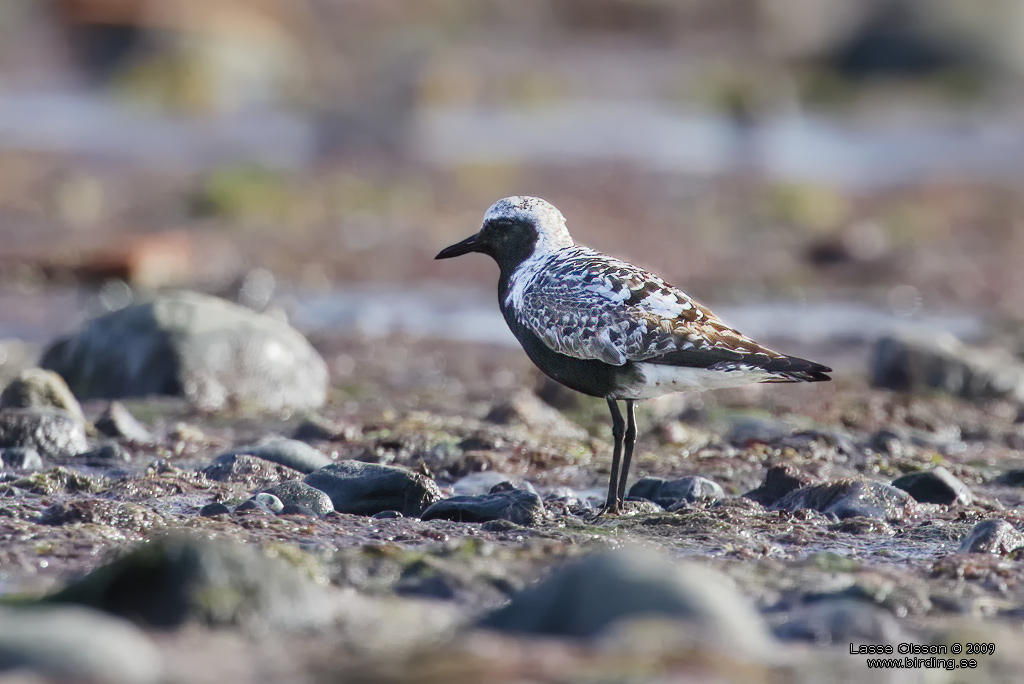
<box><xmin>0</xmin><ymin>368</ymin><xmax>85</xmax><ymax>424</ymax></box>
<box><xmin>213</xmin><ymin>439</ymin><xmax>330</xmax><ymax>474</ymax></box>
<box><xmin>479</xmin><ymin>549</ymin><xmax>773</xmax><ymax>658</ymax></box>
<box><xmin>773</xmin><ymin>478</ymin><xmax>918</xmax><ymax>521</ymax></box>
<box><xmin>892</xmin><ymin>466</ymin><xmax>972</xmax><ymax>505</ymax></box>
<box><xmin>628</xmin><ymin>476</ymin><xmax>724</xmax><ymax>508</ymax></box>
<box><xmin>261</xmin><ymin>480</ymin><xmax>334</xmax><ymax>515</ymax></box>
<box><xmin>0</xmin><ymin>605</ymin><xmax>161</xmax><ymax>684</ymax></box>
<box><xmin>420</xmin><ymin>487</ymin><xmax>546</xmax><ymax>526</ymax></box>
<box><xmin>871</xmin><ymin>330</ymin><xmax>1024</xmax><ymax>402</ymax></box>
<box><xmin>40</xmin><ymin>291</ymin><xmax>328</xmax><ymax>412</ymax></box>
<box><xmin>46</xmin><ymin>537</ymin><xmax>331</xmax><ymax>630</ymax></box>
<box><xmin>305</xmin><ymin>460</ymin><xmax>443</xmax><ymax>517</ymax></box>
<box><xmin>0</xmin><ymin>408</ymin><xmax>88</xmax><ymax>459</ymax></box>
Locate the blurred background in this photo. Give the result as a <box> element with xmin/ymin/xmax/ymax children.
<box><xmin>2</xmin><ymin>0</ymin><xmax>1023</xmax><ymax>367</ymax></box>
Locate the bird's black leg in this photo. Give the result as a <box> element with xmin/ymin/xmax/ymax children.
<box><xmin>605</xmin><ymin>398</ymin><xmax>624</xmax><ymax>513</ymax></box>
<box><xmin>616</xmin><ymin>399</ymin><xmax>637</xmax><ymax>506</ymax></box>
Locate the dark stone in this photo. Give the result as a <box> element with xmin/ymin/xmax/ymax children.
<box><xmin>773</xmin><ymin>478</ymin><xmax>918</xmax><ymax>521</ymax></box>
<box><xmin>0</xmin><ymin>408</ymin><xmax>88</xmax><ymax>459</ymax></box>
<box><xmin>479</xmin><ymin>549</ymin><xmax>773</xmax><ymax>656</ymax></box>
<box><xmin>773</xmin><ymin>599</ymin><xmax>903</xmax><ymax>645</ymax></box>
<box><xmin>451</xmin><ymin>472</ymin><xmax>533</xmax><ymax>496</ymax></box>
<box><xmin>871</xmin><ymin>331</ymin><xmax>1024</xmax><ymax>403</ymax></box>
<box><xmin>39</xmin><ymin>500</ymin><xmax>164</xmax><ymax>529</ymax></box>
<box><xmin>959</xmin><ymin>519</ymin><xmax>1024</xmax><ymax>554</ymax></box>
<box><xmin>304</xmin><ymin>460</ymin><xmax>443</xmax><ymax>517</ymax></box>
<box><xmin>198</xmin><ymin>502</ymin><xmax>231</xmax><ymax>517</ymax></box>
<box><xmin>213</xmin><ymin>439</ymin><xmax>330</xmax><ymax>474</ymax></box>
<box><xmin>292</xmin><ymin>415</ymin><xmax>359</xmax><ymax>442</ymax></box>
<box><xmin>744</xmin><ymin>465</ymin><xmax>818</xmax><ymax>506</ymax></box>
<box><xmin>260</xmin><ymin>480</ymin><xmax>334</xmax><ymax>515</ymax></box>
<box><xmin>0</xmin><ymin>447</ymin><xmax>43</xmax><ymax>471</ymax></box>
<box><xmin>45</xmin><ymin>537</ymin><xmax>331</xmax><ymax>629</ymax></box>
<box><xmin>0</xmin><ymin>368</ymin><xmax>85</xmax><ymax>424</ymax></box>
<box><xmin>40</xmin><ymin>291</ymin><xmax>328</xmax><ymax>412</ymax></box>
<box><xmin>628</xmin><ymin>476</ymin><xmax>724</xmax><ymax>508</ymax></box>
<box><xmin>996</xmin><ymin>469</ymin><xmax>1024</xmax><ymax>487</ymax></box>
<box><xmin>0</xmin><ymin>605</ymin><xmax>162</xmax><ymax>684</ymax></box>
<box><xmin>94</xmin><ymin>401</ymin><xmax>155</xmax><ymax>444</ymax></box>
<box><xmin>201</xmin><ymin>454</ymin><xmax>303</xmax><ymax>487</ymax></box>
<box><xmin>868</xmin><ymin>429</ymin><xmax>906</xmax><ymax>457</ymax></box>
<box><xmin>235</xmin><ymin>493</ymin><xmax>284</xmax><ymax>514</ymax></box>
<box><xmin>81</xmin><ymin>443</ymin><xmax>132</xmax><ymax>466</ymax></box>
<box><xmin>371</xmin><ymin>510</ymin><xmax>403</xmax><ymax>519</ymax></box>
<box><xmin>420</xmin><ymin>489</ymin><xmax>546</xmax><ymax>526</ymax></box>
<box><xmin>892</xmin><ymin>466</ymin><xmax>972</xmax><ymax>505</ymax></box>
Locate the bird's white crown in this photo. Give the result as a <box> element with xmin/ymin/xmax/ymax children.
<box><xmin>483</xmin><ymin>196</ymin><xmax>574</xmax><ymax>252</ymax></box>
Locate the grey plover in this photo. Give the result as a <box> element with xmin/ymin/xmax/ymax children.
<box><xmin>437</xmin><ymin>196</ymin><xmax>831</xmax><ymax>513</ymax></box>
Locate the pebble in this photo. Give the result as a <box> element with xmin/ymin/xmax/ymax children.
<box><xmin>0</xmin><ymin>407</ymin><xmax>89</xmax><ymax>459</ymax></box>
<box><xmin>82</xmin><ymin>443</ymin><xmax>133</xmax><ymax>466</ymax></box>
<box><xmin>304</xmin><ymin>460</ymin><xmax>443</xmax><ymax>517</ymax></box>
<box><xmin>479</xmin><ymin>548</ymin><xmax>774</xmax><ymax>658</ymax></box>
<box><xmin>0</xmin><ymin>367</ymin><xmax>86</xmax><ymax>424</ymax></box>
<box><xmin>959</xmin><ymin>519</ymin><xmax>1024</xmax><ymax>554</ymax></box>
<box><xmin>40</xmin><ymin>290</ymin><xmax>329</xmax><ymax>412</ymax></box>
<box><xmin>892</xmin><ymin>466</ymin><xmax>972</xmax><ymax>505</ymax></box>
<box><xmin>94</xmin><ymin>401</ymin><xmax>156</xmax><ymax>444</ymax></box>
<box><xmin>773</xmin><ymin>478</ymin><xmax>918</xmax><ymax>521</ymax></box>
<box><xmin>0</xmin><ymin>605</ymin><xmax>162</xmax><ymax>684</ymax></box>
<box><xmin>261</xmin><ymin>480</ymin><xmax>334</xmax><ymax>515</ymax></box>
<box><xmin>236</xmin><ymin>492</ymin><xmax>285</xmax><ymax>514</ymax></box>
<box><xmin>484</xmin><ymin>389</ymin><xmax>587</xmax><ymax>439</ymax></box>
<box><xmin>292</xmin><ymin>414</ymin><xmax>359</xmax><ymax>442</ymax></box>
<box><xmin>202</xmin><ymin>453</ymin><xmax>304</xmax><ymax>487</ymax></box>
<box><xmin>213</xmin><ymin>439</ymin><xmax>331</xmax><ymax>474</ymax></box>
<box><xmin>0</xmin><ymin>446</ymin><xmax>43</xmax><ymax>471</ymax></box>
<box><xmin>744</xmin><ymin>465</ymin><xmax>818</xmax><ymax>507</ymax></box>
<box><xmin>199</xmin><ymin>502</ymin><xmax>232</xmax><ymax>517</ymax></box>
<box><xmin>628</xmin><ymin>476</ymin><xmax>724</xmax><ymax>508</ymax></box>
<box><xmin>421</xmin><ymin>487</ymin><xmax>546</xmax><ymax>526</ymax></box>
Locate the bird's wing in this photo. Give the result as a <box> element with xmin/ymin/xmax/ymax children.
<box><xmin>516</xmin><ymin>248</ymin><xmax>796</xmax><ymax>369</ymax></box>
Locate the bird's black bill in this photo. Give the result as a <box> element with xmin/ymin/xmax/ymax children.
<box><xmin>435</xmin><ymin>234</ymin><xmax>482</xmax><ymax>259</ymax></box>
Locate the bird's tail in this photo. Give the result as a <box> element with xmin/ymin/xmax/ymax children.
<box><xmin>758</xmin><ymin>355</ymin><xmax>832</xmax><ymax>383</ymax></box>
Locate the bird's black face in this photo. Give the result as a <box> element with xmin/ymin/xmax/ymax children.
<box><xmin>435</xmin><ymin>217</ymin><xmax>539</xmax><ymax>272</ymax></box>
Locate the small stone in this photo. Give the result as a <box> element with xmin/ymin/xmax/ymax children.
<box><xmin>47</xmin><ymin>537</ymin><xmax>331</xmax><ymax>630</ymax></box>
<box><xmin>201</xmin><ymin>454</ymin><xmax>303</xmax><ymax>487</ymax></box>
<box><xmin>94</xmin><ymin>402</ymin><xmax>155</xmax><ymax>444</ymax></box>
<box><xmin>868</xmin><ymin>429</ymin><xmax>906</xmax><ymax>457</ymax></box>
<box><xmin>727</xmin><ymin>416</ymin><xmax>793</xmax><ymax>446</ymax></box>
<box><xmin>0</xmin><ymin>605</ymin><xmax>162</xmax><ymax>684</ymax></box>
<box><xmin>213</xmin><ymin>439</ymin><xmax>330</xmax><ymax>474</ymax></box>
<box><xmin>199</xmin><ymin>502</ymin><xmax>231</xmax><ymax>517</ymax></box>
<box><xmin>479</xmin><ymin>549</ymin><xmax>774</xmax><ymax>658</ymax></box>
<box><xmin>959</xmin><ymin>519</ymin><xmax>1024</xmax><ymax>554</ymax></box>
<box><xmin>371</xmin><ymin>510</ymin><xmax>403</xmax><ymax>519</ymax></box>
<box><xmin>0</xmin><ymin>408</ymin><xmax>89</xmax><ymax>459</ymax></box>
<box><xmin>996</xmin><ymin>469</ymin><xmax>1024</xmax><ymax>487</ymax></box>
<box><xmin>892</xmin><ymin>466</ymin><xmax>972</xmax><ymax>505</ymax></box>
<box><xmin>773</xmin><ymin>599</ymin><xmax>903</xmax><ymax>645</ymax></box>
<box><xmin>0</xmin><ymin>367</ymin><xmax>85</xmax><ymax>425</ymax></box>
<box><xmin>773</xmin><ymin>478</ymin><xmax>918</xmax><ymax>521</ymax></box>
<box><xmin>485</xmin><ymin>390</ymin><xmax>587</xmax><ymax>439</ymax></box>
<box><xmin>421</xmin><ymin>489</ymin><xmax>546</xmax><ymax>526</ymax></box>
<box><xmin>292</xmin><ymin>414</ymin><xmax>359</xmax><ymax>442</ymax></box>
<box><xmin>261</xmin><ymin>480</ymin><xmax>334</xmax><ymax>515</ymax></box>
<box><xmin>81</xmin><ymin>443</ymin><xmax>133</xmax><ymax>466</ymax></box>
<box><xmin>304</xmin><ymin>460</ymin><xmax>443</xmax><ymax>517</ymax></box>
<box><xmin>628</xmin><ymin>476</ymin><xmax>724</xmax><ymax>508</ymax></box>
<box><xmin>236</xmin><ymin>493</ymin><xmax>284</xmax><ymax>514</ymax></box>
<box><xmin>481</xmin><ymin>518</ymin><xmax>522</xmax><ymax>532</ymax></box>
<box><xmin>0</xmin><ymin>447</ymin><xmax>43</xmax><ymax>471</ymax></box>
<box><xmin>452</xmin><ymin>471</ymin><xmax>527</xmax><ymax>496</ymax></box>
<box><xmin>744</xmin><ymin>465</ymin><xmax>818</xmax><ymax>507</ymax></box>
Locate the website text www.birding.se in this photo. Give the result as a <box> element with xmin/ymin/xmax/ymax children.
<box><xmin>850</xmin><ymin>642</ymin><xmax>995</xmax><ymax>670</ymax></box>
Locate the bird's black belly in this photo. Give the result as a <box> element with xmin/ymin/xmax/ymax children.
<box><xmin>503</xmin><ymin>311</ymin><xmax>638</xmax><ymax>398</ymax></box>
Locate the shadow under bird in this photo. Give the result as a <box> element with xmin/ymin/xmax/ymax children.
<box><xmin>437</xmin><ymin>196</ymin><xmax>831</xmax><ymax>513</ymax></box>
